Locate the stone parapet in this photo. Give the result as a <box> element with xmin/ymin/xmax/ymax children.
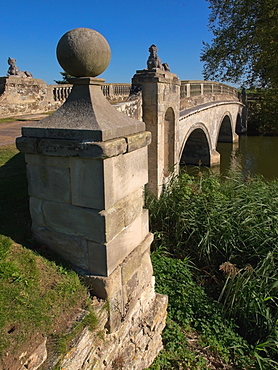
<box><xmin>0</xmin><ymin>76</ymin><xmax>60</xmax><ymax>118</ymax></box>
<box><xmin>132</xmin><ymin>69</ymin><xmax>180</xmax><ymax>85</ymax></box>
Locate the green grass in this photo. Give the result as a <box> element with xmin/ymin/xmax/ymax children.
<box><xmin>0</xmin><ymin>112</ymin><xmax>52</xmax><ymax>125</ymax></box>
<box><xmin>0</xmin><ymin>145</ymin><xmax>97</xmax><ymax>367</ymax></box>
<box><xmin>0</xmin><ymin>236</ymin><xmax>90</xmax><ymax>353</ymax></box>
<box><xmin>0</xmin><ymin>117</ymin><xmax>18</xmax><ymax>124</ymax></box>
<box><xmin>146</xmin><ymin>169</ymin><xmax>278</xmax><ymax>369</ymax></box>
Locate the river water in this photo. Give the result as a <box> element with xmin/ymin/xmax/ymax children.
<box><xmin>216</xmin><ymin>136</ymin><xmax>278</xmax><ymax>180</ymax></box>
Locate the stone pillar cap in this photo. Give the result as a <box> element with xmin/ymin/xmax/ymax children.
<box><xmin>21</xmin><ymin>28</ymin><xmax>146</xmax><ymax>142</ymax></box>
<box><xmin>56</xmin><ymin>28</ymin><xmax>111</xmax><ymax>78</ymax></box>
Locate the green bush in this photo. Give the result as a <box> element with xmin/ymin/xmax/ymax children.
<box><xmin>248</xmin><ymin>89</ymin><xmax>278</xmax><ymax>135</ymax></box>
<box><xmin>149</xmin><ymin>253</ymin><xmax>254</xmax><ymax>369</ymax></box>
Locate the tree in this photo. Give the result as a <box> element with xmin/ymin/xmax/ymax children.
<box><xmin>54</xmin><ymin>71</ymin><xmax>73</xmax><ymax>84</ymax></box>
<box><xmin>201</xmin><ymin>0</ymin><xmax>278</xmax><ymax>88</ymax></box>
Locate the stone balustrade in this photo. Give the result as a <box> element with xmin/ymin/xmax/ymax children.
<box><xmin>179</xmin><ymin>80</ymin><xmax>239</xmax><ymax>110</ymax></box>
<box><xmin>0</xmin><ymin>78</ymin><xmax>239</xmax><ymax>118</ymax></box>
<box><xmin>180</xmin><ymin>80</ymin><xmax>238</xmax><ymax>98</ymax></box>
<box><xmin>50</xmin><ymin>84</ymin><xmax>72</xmax><ymax>101</ymax></box>
<box><xmin>48</xmin><ymin>83</ymin><xmax>131</xmax><ymax>103</ymax></box>
<box><xmin>102</xmin><ymin>83</ymin><xmax>131</xmax><ymax>101</ymax></box>
<box><xmin>49</xmin><ymin>80</ymin><xmax>238</xmax><ymax>103</ymax></box>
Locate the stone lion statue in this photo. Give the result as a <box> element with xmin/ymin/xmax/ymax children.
<box><xmin>147</xmin><ymin>45</ymin><xmax>170</xmax><ymax>72</ymax></box>
<box><xmin>7</xmin><ymin>57</ymin><xmax>33</xmax><ymax>78</ymax></box>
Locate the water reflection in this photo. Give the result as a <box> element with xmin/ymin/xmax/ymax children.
<box><xmin>217</xmin><ymin>136</ymin><xmax>278</xmax><ymax>180</ymax></box>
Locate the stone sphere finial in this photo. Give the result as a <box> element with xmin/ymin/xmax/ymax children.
<box><xmin>56</xmin><ymin>27</ymin><xmax>111</xmax><ymax>77</ymax></box>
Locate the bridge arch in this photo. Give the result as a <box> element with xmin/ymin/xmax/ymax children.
<box><xmin>217</xmin><ymin>112</ymin><xmax>233</xmax><ymax>143</ymax></box>
<box><xmin>179</xmin><ymin>123</ymin><xmax>212</xmax><ymax>166</ymax></box>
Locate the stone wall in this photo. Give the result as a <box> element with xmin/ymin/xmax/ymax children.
<box><xmin>59</xmin><ymin>293</ymin><xmax>167</xmax><ymax>370</ymax></box>
<box><xmin>0</xmin><ymin>77</ymin><xmax>239</xmax><ymax>120</ymax></box>
<box><xmin>113</xmin><ymin>93</ymin><xmax>142</xmax><ymax>121</ymax></box>
<box><xmin>0</xmin><ymin>76</ymin><xmax>61</xmax><ymax>118</ymax></box>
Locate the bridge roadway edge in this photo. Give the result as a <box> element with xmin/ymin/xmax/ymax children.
<box><xmin>180</xmin><ymin>100</ymin><xmax>244</xmax><ymax>120</ymax></box>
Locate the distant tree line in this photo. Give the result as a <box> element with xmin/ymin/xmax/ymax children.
<box><xmin>54</xmin><ymin>71</ymin><xmax>73</xmax><ymax>84</ymax></box>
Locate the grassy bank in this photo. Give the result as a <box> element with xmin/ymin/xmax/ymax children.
<box><xmin>147</xmin><ymin>170</ymin><xmax>278</xmax><ymax>369</ymax></box>
<box><xmin>0</xmin><ymin>145</ymin><xmax>96</xmax><ymax>369</ymax></box>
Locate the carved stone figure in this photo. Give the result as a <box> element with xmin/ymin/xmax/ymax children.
<box><xmin>7</xmin><ymin>57</ymin><xmax>33</xmax><ymax>78</ymax></box>
<box><xmin>147</xmin><ymin>45</ymin><xmax>170</xmax><ymax>72</ymax></box>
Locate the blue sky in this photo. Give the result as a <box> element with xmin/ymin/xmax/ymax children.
<box><xmin>0</xmin><ymin>0</ymin><xmax>212</xmax><ymax>85</ymax></box>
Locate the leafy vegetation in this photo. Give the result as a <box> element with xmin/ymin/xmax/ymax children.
<box><xmin>54</xmin><ymin>71</ymin><xmax>73</xmax><ymax>84</ymax></box>
<box><xmin>149</xmin><ymin>254</ymin><xmax>254</xmax><ymax>369</ymax></box>
<box><xmin>201</xmin><ymin>0</ymin><xmax>278</xmax><ymax>88</ymax></box>
<box><xmin>146</xmin><ymin>170</ymin><xmax>278</xmax><ymax>369</ymax></box>
<box><xmin>247</xmin><ymin>88</ymin><xmax>278</xmax><ymax>135</ymax></box>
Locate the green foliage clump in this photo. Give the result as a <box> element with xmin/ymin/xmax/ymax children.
<box><xmin>201</xmin><ymin>0</ymin><xmax>278</xmax><ymax>88</ymax></box>
<box><xmin>146</xmin><ymin>170</ymin><xmax>278</xmax><ymax>369</ymax></box>
<box><xmin>149</xmin><ymin>254</ymin><xmax>253</xmax><ymax>369</ymax></box>
<box><xmin>248</xmin><ymin>88</ymin><xmax>278</xmax><ymax>135</ymax></box>
<box><xmin>54</xmin><ymin>71</ymin><xmax>73</xmax><ymax>84</ymax></box>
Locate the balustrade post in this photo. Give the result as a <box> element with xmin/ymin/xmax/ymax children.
<box><xmin>109</xmin><ymin>84</ymin><xmax>114</xmax><ymax>99</ymax></box>
<box><xmin>186</xmin><ymin>83</ymin><xmax>190</xmax><ymax>98</ymax></box>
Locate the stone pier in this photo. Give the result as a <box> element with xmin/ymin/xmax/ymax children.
<box><xmin>132</xmin><ymin>63</ymin><xmax>181</xmax><ymax>197</ymax></box>
<box><xmin>16</xmin><ymin>28</ymin><xmax>167</xmax><ymax>369</ymax></box>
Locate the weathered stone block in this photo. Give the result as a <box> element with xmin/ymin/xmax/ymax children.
<box><xmin>82</xmin><ymin>232</ymin><xmax>153</xmax><ymax>333</ymax></box>
<box><xmin>26</xmin><ymin>163</ymin><xmax>71</xmax><ymax>203</ymax></box>
<box><xmin>42</xmin><ymin>201</ymin><xmax>105</xmax><ymax>243</ymax></box>
<box><xmin>34</xmin><ymin>137</ymin><xmax>127</xmax><ymax>158</ymax></box>
<box><xmin>29</xmin><ymin>197</ymin><xmax>45</xmax><ymax>228</ymax></box>
<box><xmin>16</xmin><ymin>137</ymin><xmax>37</xmax><ymax>154</ymax></box>
<box><xmin>25</xmin><ymin>153</ymin><xmax>69</xmax><ymax>167</ymax></box>
<box><xmin>101</xmin><ymin>188</ymin><xmax>144</xmax><ymax>231</ymax></box>
<box><xmin>70</xmin><ymin>157</ymin><xmax>104</xmax><ymax>210</ymax></box>
<box><xmin>32</xmin><ymin>226</ymin><xmax>89</xmax><ymax>271</ymax></box>
<box><xmin>30</xmin><ymin>191</ymin><xmax>146</xmax><ymax>266</ymax></box>
<box><xmin>70</xmin><ymin>146</ymin><xmax>148</xmax><ymax>210</ymax></box>
<box><xmin>126</xmin><ymin>131</ymin><xmax>151</xmax><ymax>153</ymax></box>
<box><xmin>87</xmin><ymin>210</ymin><xmax>149</xmax><ymax>276</ymax></box>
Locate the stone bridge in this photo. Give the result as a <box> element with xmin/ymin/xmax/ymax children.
<box><xmin>179</xmin><ymin>101</ymin><xmax>243</xmax><ymax>167</ymax></box>
<box><xmin>1</xmin><ymin>62</ymin><xmax>246</xmax><ymax>198</ymax></box>
<box><xmin>130</xmin><ymin>70</ymin><xmax>246</xmax><ymax>196</ymax></box>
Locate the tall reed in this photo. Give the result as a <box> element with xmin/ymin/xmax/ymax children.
<box><xmin>146</xmin><ymin>169</ymin><xmax>278</xmax><ymax>368</ymax></box>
